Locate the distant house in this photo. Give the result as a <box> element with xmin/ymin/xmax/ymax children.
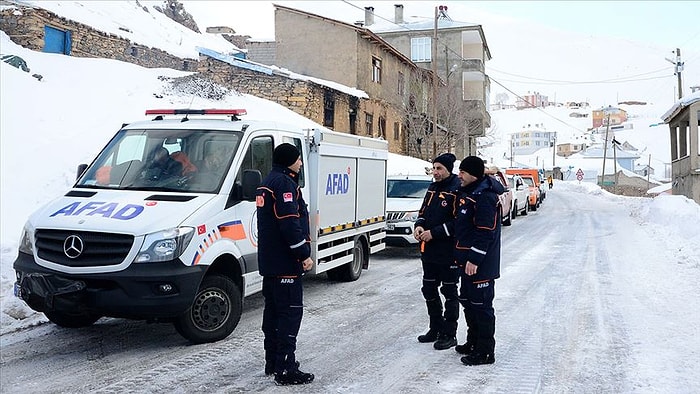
<box><xmin>592</xmin><ymin>106</ymin><xmax>628</xmax><ymax>128</ymax></box>
<box><xmin>579</xmin><ymin>144</ymin><xmax>641</xmax><ymax>172</ymax></box>
<box><xmin>510</xmin><ymin>123</ymin><xmax>555</xmax><ymax>155</ymax></box>
<box><xmin>661</xmin><ymin>92</ymin><xmax>700</xmax><ymax>204</ymax></box>
<box><xmin>516</xmin><ymin>92</ymin><xmax>549</xmax><ymax>110</ymax></box>
<box><xmin>557</xmin><ymin>142</ymin><xmax>587</xmax><ymax>157</ymax></box>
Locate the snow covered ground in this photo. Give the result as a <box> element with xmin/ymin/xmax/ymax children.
<box><xmin>1</xmin><ymin>2</ymin><xmax>700</xmax><ymax>392</ymax></box>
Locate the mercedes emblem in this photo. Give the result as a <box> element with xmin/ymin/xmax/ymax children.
<box><xmin>63</xmin><ymin>235</ymin><xmax>84</xmax><ymax>259</ymax></box>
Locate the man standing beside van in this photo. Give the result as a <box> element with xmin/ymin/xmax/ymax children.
<box><xmin>413</xmin><ymin>153</ymin><xmax>461</xmax><ymax>350</ymax></box>
<box><xmin>256</xmin><ymin>143</ymin><xmax>314</xmax><ymax>385</ymax></box>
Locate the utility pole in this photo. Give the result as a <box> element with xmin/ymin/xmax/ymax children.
<box><xmin>551</xmin><ymin>132</ymin><xmax>556</xmax><ymax>168</ymax></box>
<box><xmin>665</xmin><ymin>48</ymin><xmax>684</xmax><ymax>99</ymax></box>
<box><xmin>431</xmin><ymin>6</ymin><xmax>438</xmax><ymax>158</ymax></box>
<box><xmin>612</xmin><ymin>137</ymin><xmax>618</xmax><ymax>187</ymax></box>
<box><xmin>600</xmin><ymin>113</ymin><xmax>611</xmax><ymax>186</ymax></box>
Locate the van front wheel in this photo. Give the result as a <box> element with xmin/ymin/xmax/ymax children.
<box><xmin>174</xmin><ymin>274</ymin><xmax>242</xmax><ymax>344</ymax></box>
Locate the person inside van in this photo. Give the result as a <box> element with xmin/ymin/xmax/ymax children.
<box><xmin>143</xmin><ymin>147</ymin><xmax>182</xmax><ymax>182</ymax></box>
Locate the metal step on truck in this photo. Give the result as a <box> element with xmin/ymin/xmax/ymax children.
<box><xmin>13</xmin><ymin>108</ymin><xmax>388</xmax><ymax>343</ymax></box>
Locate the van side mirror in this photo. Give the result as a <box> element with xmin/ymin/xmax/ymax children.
<box><xmin>76</xmin><ymin>164</ymin><xmax>88</xmax><ymax>180</ymax></box>
<box><xmin>241</xmin><ymin>169</ymin><xmax>262</xmax><ymax>200</ymax></box>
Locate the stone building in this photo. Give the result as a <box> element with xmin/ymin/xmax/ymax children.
<box><xmin>0</xmin><ymin>3</ymin><xmax>197</xmax><ymax>70</ymax></box>
<box><xmin>249</xmin><ymin>4</ymin><xmax>434</xmax><ymax>157</ymax></box>
<box><xmin>198</xmin><ymin>48</ymin><xmax>365</xmax><ymax>134</ymax></box>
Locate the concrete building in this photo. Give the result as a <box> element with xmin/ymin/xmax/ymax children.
<box><xmin>662</xmin><ymin>93</ymin><xmax>700</xmax><ymax>204</ymax></box>
<box><xmin>364</xmin><ymin>4</ymin><xmax>492</xmax><ymax>158</ymax></box>
<box><xmin>267</xmin><ymin>4</ymin><xmax>434</xmax><ymax>156</ymax></box>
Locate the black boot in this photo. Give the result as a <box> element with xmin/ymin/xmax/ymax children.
<box><xmin>455</xmin><ymin>342</ymin><xmax>475</xmax><ymax>355</ymax></box>
<box><xmin>433</xmin><ymin>334</ymin><xmax>457</xmax><ymax>350</ymax></box>
<box><xmin>274</xmin><ymin>368</ymin><xmax>315</xmax><ymax>385</ymax></box>
<box><xmin>461</xmin><ymin>352</ymin><xmax>495</xmax><ymax>366</ymax></box>
<box><xmin>417</xmin><ymin>329</ymin><xmax>438</xmax><ymax>343</ymax></box>
<box><xmin>265</xmin><ymin>360</ymin><xmax>300</xmax><ymax>376</ymax></box>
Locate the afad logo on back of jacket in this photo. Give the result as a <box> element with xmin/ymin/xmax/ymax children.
<box><xmin>325</xmin><ymin>167</ymin><xmax>352</xmax><ymax>195</ymax></box>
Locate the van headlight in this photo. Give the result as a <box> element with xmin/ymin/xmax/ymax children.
<box><xmin>135</xmin><ymin>227</ymin><xmax>195</xmax><ymax>263</ymax></box>
<box><xmin>403</xmin><ymin>211</ymin><xmax>419</xmax><ymax>221</ymax></box>
<box><xmin>18</xmin><ymin>222</ymin><xmax>35</xmax><ymax>255</ymax></box>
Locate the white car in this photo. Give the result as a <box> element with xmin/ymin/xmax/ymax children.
<box><xmin>506</xmin><ymin>174</ymin><xmax>529</xmax><ymax>217</ymax></box>
<box><xmin>385</xmin><ymin>174</ymin><xmax>432</xmax><ymax>246</ymax></box>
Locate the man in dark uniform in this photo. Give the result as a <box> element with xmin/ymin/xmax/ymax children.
<box><xmin>413</xmin><ymin>153</ymin><xmax>461</xmax><ymax>350</ymax></box>
<box><xmin>454</xmin><ymin>156</ymin><xmax>504</xmax><ymax>365</ymax></box>
<box><xmin>256</xmin><ymin>143</ymin><xmax>314</xmax><ymax>385</ymax></box>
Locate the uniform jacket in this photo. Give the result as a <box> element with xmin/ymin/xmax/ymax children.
<box><xmin>414</xmin><ymin>174</ymin><xmax>461</xmax><ymax>264</ymax></box>
<box><xmin>454</xmin><ymin>175</ymin><xmax>504</xmax><ymax>280</ymax></box>
<box><xmin>256</xmin><ymin>165</ymin><xmax>311</xmax><ymax>277</ymax></box>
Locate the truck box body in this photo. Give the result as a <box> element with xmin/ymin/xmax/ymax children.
<box><xmin>13</xmin><ymin>109</ymin><xmax>387</xmax><ymax>343</ymax></box>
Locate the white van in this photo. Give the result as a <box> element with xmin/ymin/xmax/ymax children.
<box><xmin>385</xmin><ymin>174</ymin><xmax>432</xmax><ymax>246</ymax></box>
<box><xmin>13</xmin><ymin>109</ymin><xmax>388</xmax><ymax>343</ymax></box>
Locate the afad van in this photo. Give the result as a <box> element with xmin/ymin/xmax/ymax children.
<box><xmin>13</xmin><ymin>109</ymin><xmax>388</xmax><ymax>343</ymax></box>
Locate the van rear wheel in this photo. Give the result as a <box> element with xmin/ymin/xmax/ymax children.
<box><xmin>327</xmin><ymin>236</ymin><xmax>365</xmax><ymax>282</ymax></box>
<box><xmin>174</xmin><ymin>274</ymin><xmax>242</xmax><ymax>344</ymax></box>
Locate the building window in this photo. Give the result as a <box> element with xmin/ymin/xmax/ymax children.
<box><xmin>393</xmin><ymin>122</ymin><xmax>400</xmax><ymax>140</ymax></box>
<box><xmin>130</xmin><ymin>47</ymin><xmax>138</xmax><ymax>56</ymax></box>
<box><xmin>365</xmin><ymin>113</ymin><xmax>374</xmax><ymax>136</ymax></box>
<box><xmin>372</xmin><ymin>57</ymin><xmax>382</xmax><ymax>83</ymax></box>
<box><xmin>378</xmin><ymin>117</ymin><xmax>386</xmax><ymax>139</ymax></box>
<box><xmin>323</xmin><ymin>90</ymin><xmax>335</xmax><ymax>128</ymax></box>
<box><xmin>411</xmin><ymin>37</ymin><xmax>431</xmax><ymax>62</ymax></box>
<box><xmin>398</xmin><ymin>72</ymin><xmax>405</xmax><ymax>96</ymax></box>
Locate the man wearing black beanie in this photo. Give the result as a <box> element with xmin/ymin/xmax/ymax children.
<box><xmin>453</xmin><ymin>156</ymin><xmax>505</xmax><ymax>366</ymax></box>
<box><xmin>257</xmin><ymin>143</ymin><xmax>314</xmax><ymax>385</ymax></box>
<box><xmin>413</xmin><ymin>152</ymin><xmax>461</xmax><ymax>350</ymax></box>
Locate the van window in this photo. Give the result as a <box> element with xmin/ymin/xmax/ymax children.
<box><xmin>236</xmin><ymin>136</ymin><xmax>273</xmax><ymax>183</ymax></box>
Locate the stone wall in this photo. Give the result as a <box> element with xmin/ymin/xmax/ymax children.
<box><xmin>199</xmin><ymin>54</ymin><xmax>326</xmax><ymax>125</ymax></box>
<box><xmin>0</xmin><ymin>5</ymin><xmax>196</xmax><ymax>70</ymax></box>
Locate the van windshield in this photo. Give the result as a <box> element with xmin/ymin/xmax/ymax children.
<box><xmin>75</xmin><ymin>128</ymin><xmax>242</xmax><ymax>193</ymax></box>
<box><xmin>387</xmin><ymin>179</ymin><xmax>431</xmax><ymax>198</ymax></box>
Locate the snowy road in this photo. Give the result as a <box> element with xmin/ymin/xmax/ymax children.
<box><xmin>1</xmin><ymin>187</ymin><xmax>698</xmax><ymax>393</ymax></box>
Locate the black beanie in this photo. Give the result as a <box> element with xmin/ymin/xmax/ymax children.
<box><xmin>433</xmin><ymin>153</ymin><xmax>457</xmax><ymax>172</ymax></box>
<box><xmin>273</xmin><ymin>143</ymin><xmax>300</xmax><ymax>167</ymax></box>
<box><xmin>459</xmin><ymin>156</ymin><xmax>485</xmax><ymax>178</ymax></box>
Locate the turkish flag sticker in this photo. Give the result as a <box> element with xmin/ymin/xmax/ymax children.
<box><xmin>283</xmin><ymin>192</ymin><xmax>293</xmax><ymax>202</ymax></box>
<box><xmin>197</xmin><ymin>224</ymin><xmax>206</xmax><ymax>235</ymax></box>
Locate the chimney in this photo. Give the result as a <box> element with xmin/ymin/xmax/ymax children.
<box><xmin>394</xmin><ymin>4</ymin><xmax>404</xmax><ymax>24</ymax></box>
<box><xmin>364</xmin><ymin>6</ymin><xmax>375</xmax><ymax>26</ymax></box>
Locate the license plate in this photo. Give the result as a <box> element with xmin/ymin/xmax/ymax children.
<box><xmin>386</xmin><ymin>223</ymin><xmax>395</xmax><ymax>230</ymax></box>
<box><xmin>13</xmin><ymin>282</ymin><xmax>21</xmax><ymax>298</ymax></box>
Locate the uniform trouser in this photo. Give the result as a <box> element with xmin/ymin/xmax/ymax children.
<box><xmin>262</xmin><ymin>276</ymin><xmax>304</xmax><ymax>373</ymax></box>
<box><xmin>421</xmin><ymin>262</ymin><xmax>460</xmax><ymax>336</ymax></box>
<box><xmin>459</xmin><ymin>278</ymin><xmax>496</xmax><ymax>354</ymax></box>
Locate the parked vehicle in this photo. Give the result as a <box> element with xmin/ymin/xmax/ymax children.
<box><xmin>506</xmin><ymin>167</ymin><xmax>544</xmax><ymax>209</ymax></box>
<box><xmin>520</xmin><ymin>175</ymin><xmax>540</xmax><ymax>211</ymax></box>
<box><xmin>487</xmin><ymin>168</ymin><xmax>514</xmax><ymax>226</ymax></box>
<box><xmin>385</xmin><ymin>174</ymin><xmax>432</xmax><ymax>245</ymax></box>
<box><xmin>506</xmin><ymin>174</ymin><xmax>529</xmax><ymax>217</ymax></box>
<box><xmin>13</xmin><ymin>108</ymin><xmax>388</xmax><ymax>344</ymax></box>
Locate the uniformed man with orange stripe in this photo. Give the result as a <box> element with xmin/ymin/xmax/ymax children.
<box><xmin>454</xmin><ymin>156</ymin><xmax>504</xmax><ymax>366</ymax></box>
<box><xmin>413</xmin><ymin>153</ymin><xmax>461</xmax><ymax>350</ymax></box>
<box><xmin>256</xmin><ymin>143</ymin><xmax>314</xmax><ymax>385</ymax></box>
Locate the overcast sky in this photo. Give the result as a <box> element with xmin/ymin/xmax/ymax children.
<box><xmin>180</xmin><ymin>0</ymin><xmax>700</xmax><ymax>48</ymax></box>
